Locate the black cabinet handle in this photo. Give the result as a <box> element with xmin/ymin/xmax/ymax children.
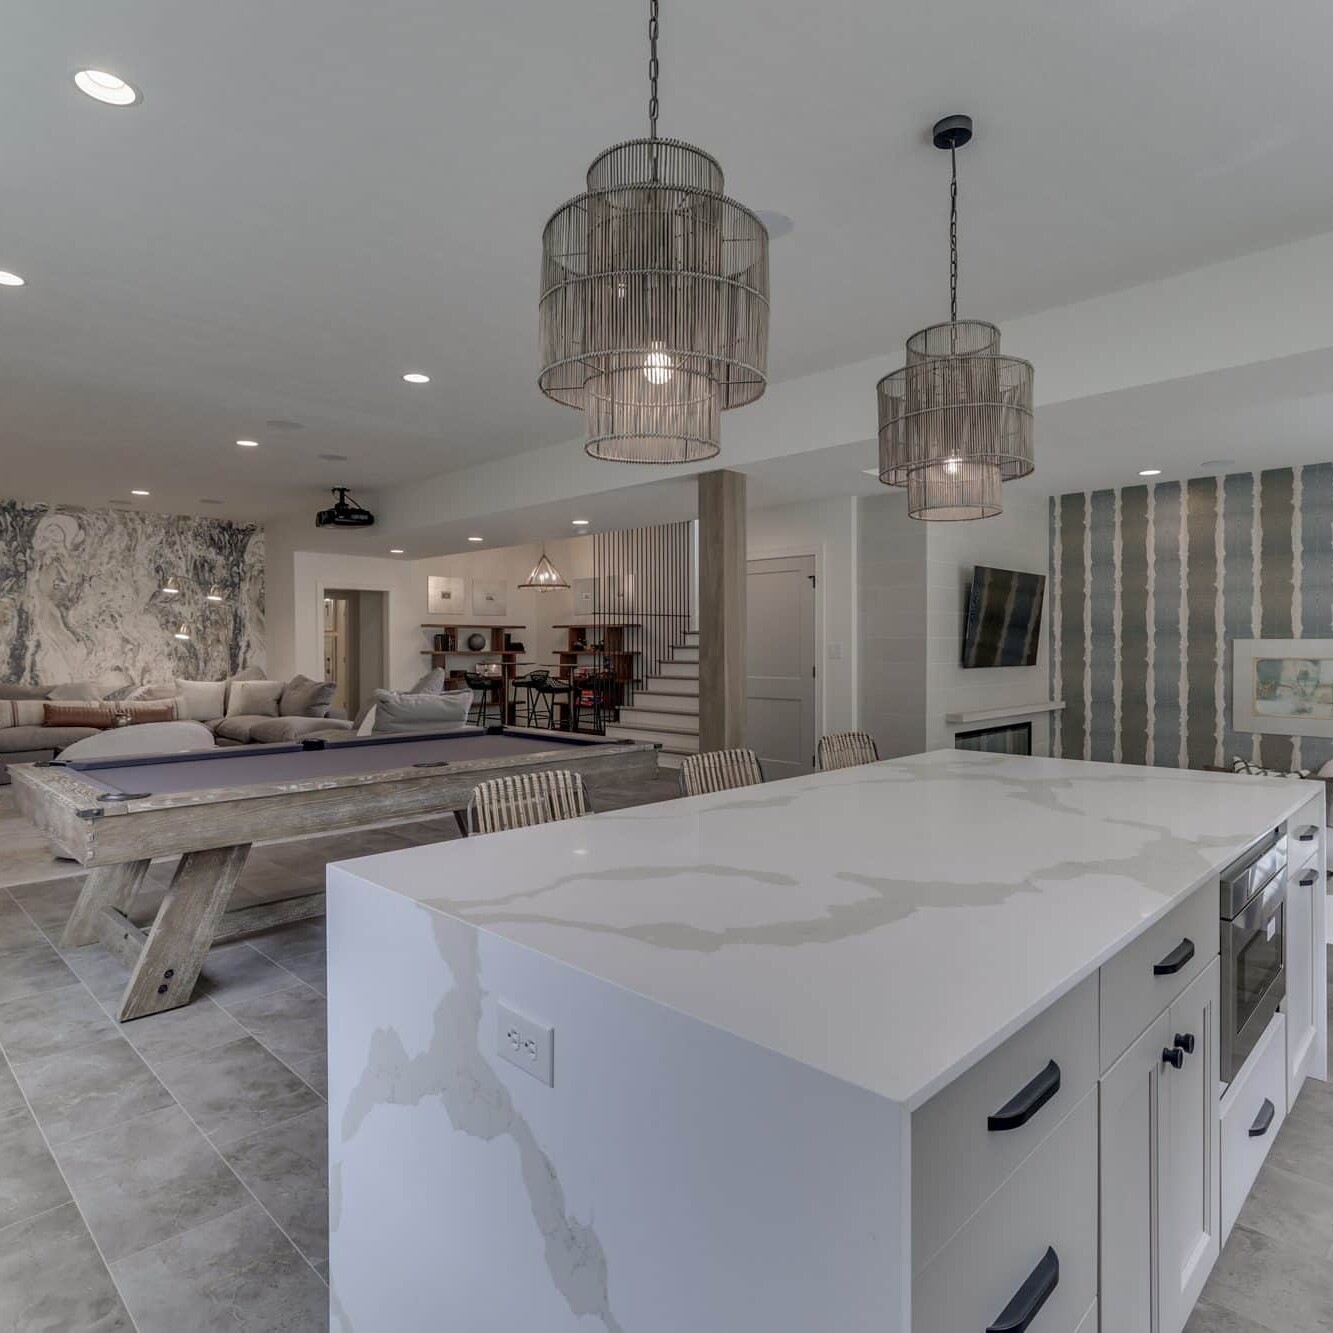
<box><xmin>1249</xmin><ymin>1098</ymin><xmax>1276</xmax><ymax>1138</ymax></box>
<box><xmin>1297</xmin><ymin>825</ymin><xmax>1319</xmax><ymax>843</ymax></box>
<box><xmin>1162</xmin><ymin>1046</ymin><xmax>1184</xmax><ymax>1069</ymax></box>
<box><xmin>1153</xmin><ymin>938</ymin><xmax>1195</xmax><ymax>976</ymax></box>
<box><xmin>988</xmin><ymin>1061</ymin><xmax>1061</xmax><ymax>1133</ymax></box>
<box><xmin>1174</xmin><ymin>1032</ymin><xmax>1195</xmax><ymax>1056</ymax></box>
<box><xmin>986</xmin><ymin>1246</ymin><xmax>1059</xmax><ymax>1333</ymax></box>
<box><xmin>1300</xmin><ymin>869</ymin><xmax>1319</xmax><ymax>888</ymax></box>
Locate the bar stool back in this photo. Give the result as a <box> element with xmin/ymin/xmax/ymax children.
<box><xmin>678</xmin><ymin>748</ymin><xmax>764</xmax><ymax>797</ymax></box>
<box><xmin>466</xmin><ymin>769</ymin><xmax>593</xmax><ymax>835</ymax></box>
<box><xmin>816</xmin><ymin>731</ymin><xmax>881</xmax><ymax>771</ymax></box>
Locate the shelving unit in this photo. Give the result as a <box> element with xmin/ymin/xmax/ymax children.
<box><xmin>552</xmin><ymin>624</ymin><xmax>642</xmax><ymax>725</ymax></box>
<box><xmin>420</xmin><ymin>624</ymin><xmax>527</xmax><ymax>723</ymax></box>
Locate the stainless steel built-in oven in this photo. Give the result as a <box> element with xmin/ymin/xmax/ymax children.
<box><xmin>1220</xmin><ymin>828</ymin><xmax>1287</xmax><ymax>1088</ymax></box>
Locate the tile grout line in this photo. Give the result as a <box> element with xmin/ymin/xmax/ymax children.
<box><xmin>1</xmin><ymin>885</ymin><xmax>327</xmax><ymax>1296</ymax></box>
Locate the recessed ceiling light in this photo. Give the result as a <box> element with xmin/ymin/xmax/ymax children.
<box><xmin>236</xmin><ymin>439</ymin><xmax>259</xmax><ymax>449</ymax></box>
<box><xmin>130</xmin><ymin>489</ymin><xmax>150</xmax><ymax>496</ymax></box>
<box><xmin>0</xmin><ymin>271</ymin><xmax>25</xmax><ymax>287</ymax></box>
<box><xmin>317</xmin><ymin>452</ymin><xmax>348</xmax><ymax>462</ymax></box>
<box><xmin>571</xmin><ymin>518</ymin><xmax>590</xmax><ymax>526</ymax></box>
<box><xmin>402</xmin><ymin>372</ymin><xmax>431</xmax><ymax>384</ymax></box>
<box><xmin>467</xmin><ymin>536</ymin><xmax>484</xmax><ymax>543</ymax></box>
<box><xmin>73</xmin><ymin>69</ymin><xmax>141</xmax><ymax>107</ymax></box>
<box><xmin>389</xmin><ymin>548</ymin><xmax>405</xmax><ymax>555</ymax></box>
<box><xmin>1138</xmin><ymin>469</ymin><xmax>1162</xmax><ymax>477</ymax></box>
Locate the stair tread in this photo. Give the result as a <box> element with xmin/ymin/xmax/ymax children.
<box><xmin>609</xmin><ymin>720</ymin><xmax>699</xmax><ymax>736</ymax></box>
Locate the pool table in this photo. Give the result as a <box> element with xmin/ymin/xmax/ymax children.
<box><xmin>11</xmin><ymin>726</ymin><xmax>657</xmax><ymax>1020</ymax></box>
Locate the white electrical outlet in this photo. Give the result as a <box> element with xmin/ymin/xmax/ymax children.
<box><xmin>496</xmin><ymin>1002</ymin><xmax>554</xmax><ymax>1087</ymax></box>
<box><xmin>827</xmin><ymin>641</ymin><xmax>844</xmax><ymax>660</ymax></box>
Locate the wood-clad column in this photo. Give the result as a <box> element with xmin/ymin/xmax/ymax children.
<box><xmin>698</xmin><ymin>470</ymin><xmax>747</xmax><ymax>753</ymax></box>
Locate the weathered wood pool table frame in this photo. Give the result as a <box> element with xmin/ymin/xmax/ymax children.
<box><xmin>11</xmin><ymin>727</ymin><xmax>658</xmax><ymax>1021</ymax></box>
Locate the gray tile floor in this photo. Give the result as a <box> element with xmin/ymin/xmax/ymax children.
<box><xmin>0</xmin><ymin>771</ymin><xmax>681</xmax><ymax>1333</ymax></box>
<box><xmin>1</xmin><ymin>773</ymin><xmax>1327</xmax><ymax>1331</ymax></box>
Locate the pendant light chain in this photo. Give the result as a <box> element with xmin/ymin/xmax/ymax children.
<box><xmin>648</xmin><ymin>0</ymin><xmax>660</xmax><ymax>142</ymax></box>
<box><xmin>949</xmin><ymin>146</ymin><xmax>959</xmax><ymax>323</ymax></box>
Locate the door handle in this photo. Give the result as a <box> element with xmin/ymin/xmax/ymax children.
<box><xmin>986</xmin><ymin>1246</ymin><xmax>1059</xmax><ymax>1333</ymax></box>
<box><xmin>988</xmin><ymin>1061</ymin><xmax>1061</xmax><ymax>1133</ymax></box>
<box><xmin>1153</xmin><ymin>938</ymin><xmax>1195</xmax><ymax>976</ymax></box>
<box><xmin>1249</xmin><ymin>1098</ymin><xmax>1276</xmax><ymax>1138</ymax></box>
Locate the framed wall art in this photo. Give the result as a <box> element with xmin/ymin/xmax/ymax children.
<box><xmin>1233</xmin><ymin>638</ymin><xmax>1333</xmax><ymax>738</ymax></box>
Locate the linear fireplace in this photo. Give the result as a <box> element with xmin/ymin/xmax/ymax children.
<box><xmin>954</xmin><ymin>721</ymin><xmax>1032</xmax><ymax>755</ymax></box>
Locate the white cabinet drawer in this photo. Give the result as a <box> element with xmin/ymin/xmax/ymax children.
<box><xmin>1101</xmin><ymin>884</ymin><xmax>1218</xmax><ymax>1072</ymax></box>
<box><xmin>913</xmin><ymin>1090</ymin><xmax>1097</xmax><ymax>1333</ymax></box>
<box><xmin>912</xmin><ymin>974</ymin><xmax>1098</xmax><ymax>1271</ymax></box>
<box><xmin>1221</xmin><ymin>1010</ymin><xmax>1286</xmax><ymax>1241</ymax></box>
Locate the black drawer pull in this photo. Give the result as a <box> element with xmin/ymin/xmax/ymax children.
<box><xmin>1153</xmin><ymin>938</ymin><xmax>1195</xmax><ymax>976</ymax></box>
<box><xmin>987</xmin><ymin>1060</ymin><xmax>1061</xmax><ymax>1133</ymax></box>
<box><xmin>1162</xmin><ymin>1045</ymin><xmax>1184</xmax><ymax>1069</ymax></box>
<box><xmin>1249</xmin><ymin>1098</ymin><xmax>1276</xmax><ymax>1138</ymax></box>
<box><xmin>1297</xmin><ymin>825</ymin><xmax>1319</xmax><ymax>843</ymax></box>
<box><xmin>986</xmin><ymin>1246</ymin><xmax>1059</xmax><ymax>1333</ymax></box>
<box><xmin>1174</xmin><ymin>1032</ymin><xmax>1195</xmax><ymax>1056</ymax></box>
<box><xmin>1299</xmin><ymin>870</ymin><xmax>1319</xmax><ymax>888</ymax></box>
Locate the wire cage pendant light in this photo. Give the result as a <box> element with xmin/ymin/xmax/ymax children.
<box><xmin>539</xmin><ymin>0</ymin><xmax>769</xmax><ymax>463</ymax></box>
<box><xmin>876</xmin><ymin>116</ymin><xmax>1033</xmax><ymax>520</ymax></box>
<box><xmin>519</xmin><ymin>548</ymin><xmax>570</xmax><ymax>591</ymax></box>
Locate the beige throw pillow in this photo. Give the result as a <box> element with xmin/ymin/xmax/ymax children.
<box><xmin>370</xmin><ymin>689</ymin><xmax>473</xmax><ymax>734</ymax></box>
<box><xmin>175</xmin><ymin>679</ymin><xmax>227</xmax><ymax>722</ymax></box>
<box><xmin>226</xmin><ymin>680</ymin><xmax>285</xmax><ymax>718</ymax></box>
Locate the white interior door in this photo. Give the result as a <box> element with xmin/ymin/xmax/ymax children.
<box><xmin>745</xmin><ymin>555</ymin><xmax>816</xmax><ymax>779</ymax></box>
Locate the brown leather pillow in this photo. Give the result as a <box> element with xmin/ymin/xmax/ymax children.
<box><xmin>123</xmin><ymin>701</ymin><xmax>177</xmax><ymax>724</ymax></box>
<box><xmin>43</xmin><ymin>702</ymin><xmax>115</xmax><ymax>729</ymax></box>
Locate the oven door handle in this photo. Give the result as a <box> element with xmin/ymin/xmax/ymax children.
<box><xmin>1232</xmin><ymin>872</ymin><xmax>1288</xmax><ymax>933</ymax></box>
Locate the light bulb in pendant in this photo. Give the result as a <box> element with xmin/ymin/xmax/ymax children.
<box><xmin>944</xmin><ymin>458</ymin><xmax>961</xmax><ymax>476</ymax></box>
<box><xmin>642</xmin><ymin>342</ymin><xmax>673</xmax><ymax>386</ymax></box>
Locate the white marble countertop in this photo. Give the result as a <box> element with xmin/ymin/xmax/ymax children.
<box><xmin>335</xmin><ymin>751</ymin><xmax>1320</xmax><ymax>1109</ymax></box>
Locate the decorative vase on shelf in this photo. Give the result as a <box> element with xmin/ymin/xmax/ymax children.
<box><xmin>467</xmin><ymin>632</ymin><xmax>487</xmax><ymax>651</ymax></box>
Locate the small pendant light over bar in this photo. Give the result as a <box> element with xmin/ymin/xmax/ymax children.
<box><xmin>876</xmin><ymin>116</ymin><xmax>1033</xmax><ymax>520</ymax></box>
<box><xmin>538</xmin><ymin>0</ymin><xmax>769</xmax><ymax>463</ymax></box>
<box><xmin>519</xmin><ymin>548</ymin><xmax>570</xmax><ymax>591</ymax></box>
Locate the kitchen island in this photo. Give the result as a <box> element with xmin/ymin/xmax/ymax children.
<box><xmin>326</xmin><ymin>750</ymin><xmax>1326</xmax><ymax>1332</ymax></box>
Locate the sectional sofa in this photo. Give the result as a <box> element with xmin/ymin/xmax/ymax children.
<box><xmin>0</xmin><ymin>670</ymin><xmax>350</xmax><ymax>782</ymax></box>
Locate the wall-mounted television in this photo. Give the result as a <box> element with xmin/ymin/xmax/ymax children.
<box><xmin>961</xmin><ymin>566</ymin><xmax>1046</xmax><ymax>668</ymax></box>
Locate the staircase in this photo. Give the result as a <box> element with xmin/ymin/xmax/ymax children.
<box><xmin>604</xmin><ymin>630</ymin><xmax>699</xmax><ymax>768</ymax></box>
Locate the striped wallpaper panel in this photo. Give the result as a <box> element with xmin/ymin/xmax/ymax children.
<box><xmin>1050</xmin><ymin>465</ymin><xmax>1333</xmax><ymax>774</ymax></box>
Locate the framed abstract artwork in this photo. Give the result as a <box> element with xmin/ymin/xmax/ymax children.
<box><xmin>427</xmin><ymin>576</ymin><xmax>465</xmax><ymax>615</ymax></box>
<box><xmin>472</xmin><ymin>579</ymin><xmax>508</xmax><ymax>618</ymax></box>
<box><xmin>1233</xmin><ymin>638</ymin><xmax>1333</xmax><ymax>738</ymax></box>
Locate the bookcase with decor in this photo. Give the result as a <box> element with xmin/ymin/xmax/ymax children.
<box><xmin>420</xmin><ymin>624</ymin><xmax>528</xmax><ymax>723</ymax></box>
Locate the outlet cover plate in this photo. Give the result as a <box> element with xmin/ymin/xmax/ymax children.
<box><xmin>496</xmin><ymin>1002</ymin><xmax>554</xmax><ymax>1087</ymax></box>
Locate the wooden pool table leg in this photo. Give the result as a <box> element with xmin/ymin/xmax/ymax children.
<box><xmin>61</xmin><ymin>859</ymin><xmax>152</xmax><ymax>949</ymax></box>
<box><xmin>112</xmin><ymin>843</ymin><xmax>252</xmax><ymax>1022</ymax></box>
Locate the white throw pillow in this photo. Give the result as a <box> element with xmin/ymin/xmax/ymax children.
<box><xmin>226</xmin><ymin>679</ymin><xmax>285</xmax><ymax>718</ymax></box>
<box><xmin>175</xmin><ymin>679</ymin><xmax>228</xmax><ymax>722</ymax></box>
<box><xmin>370</xmin><ymin>689</ymin><xmax>473</xmax><ymax>734</ymax></box>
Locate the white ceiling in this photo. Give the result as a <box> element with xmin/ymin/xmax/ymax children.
<box><xmin>5</xmin><ymin>0</ymin><xmax>1333</xmax><ymax>521</ymax></box>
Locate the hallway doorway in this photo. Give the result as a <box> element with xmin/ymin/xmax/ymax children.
<box><xmin>322</xmin><ymin>589</ymin><xmax>387</xmax><ymax>719</ymax></box>
<box><xmin>745</xmin><ymin>555</ymin><xmax>817</xmax><ymax>779</ymax></box>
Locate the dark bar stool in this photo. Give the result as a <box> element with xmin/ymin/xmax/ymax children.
<box><xmin>572</xmin><ymin>669</ymin><xmax>613</xmax><ymax>734</ymax></box>
<box><xmin>463</xmin><ymin>671</ymin><xmax>500</xmax><ymax>727</ymax></box>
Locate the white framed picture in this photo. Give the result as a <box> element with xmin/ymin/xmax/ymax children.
<box><xmin>427</xmin><ymin>576</ymin><xmax>465</xmax><ymax>615</ymax></box>
<box><xmin>1233</xmin><ymin>638</ymin><xmax>1333</xmax><ymax>738</ymax></box>
<box><xmin>472</xmin><ymin>579</ymin><xmax>507</xmax><ymax>618</ymax></box>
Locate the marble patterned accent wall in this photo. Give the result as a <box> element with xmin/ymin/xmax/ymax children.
<box><xmin>1049</xmin><ymin>465</ymin><xmax>1333</xmax><ymax>773</ymax></box>
<box><xmin>0</xmin><ymin>500</ymin><xmax>263</xmax><ymax>686</ymax></box>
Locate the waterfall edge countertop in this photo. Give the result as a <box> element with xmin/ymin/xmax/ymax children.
<box><xmin>331</xmin><ymin>749</ymin><xmax>1318</xmax><ymax>1111</ymax></box>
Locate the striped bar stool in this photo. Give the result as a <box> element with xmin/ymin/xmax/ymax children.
<box><xmin>816</xmin><ymin>731</ymin><xmax>880</xmax><ymax>771</ymax></box>
<box><xmin>678</xmin><ymin>748</ymin><xmax>764</xmax><ymax>797</ymax></box>
<box><xmin>466</xmin><ymin>769</ymin><xmax>593</xmax><ymax>835</ymax></box>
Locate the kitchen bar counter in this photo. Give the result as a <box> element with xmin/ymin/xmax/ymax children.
<box><xmin>327</xmin><ymin>751</ymin><xmax>1326</xmax><ymax>1332</ymax></box>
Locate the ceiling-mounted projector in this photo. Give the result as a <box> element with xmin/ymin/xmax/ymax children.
<box><xmin>315</xmin><ymin>487</ymin><xmax>375</xmax><ymax>529</ymax></box>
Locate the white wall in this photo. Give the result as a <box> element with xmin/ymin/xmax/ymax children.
<box><xmin>923</xmin><ymin>493</ymin><xmax>1054</xmax><ymax>754</ymax></box>
<box><xmin>747</xmin><ymin>497</ymin><xmax>858</xmax><ymax>738</ymax></box>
